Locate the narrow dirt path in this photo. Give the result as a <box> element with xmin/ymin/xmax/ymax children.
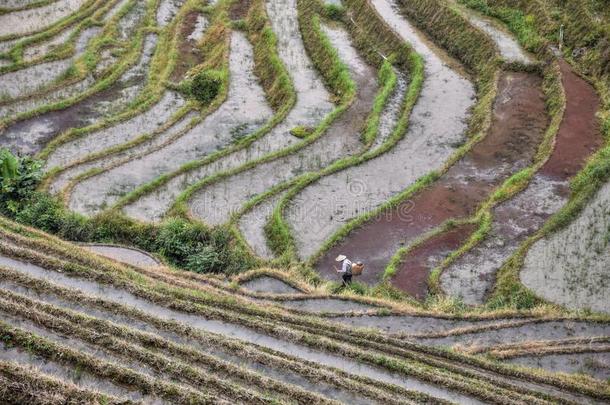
<box><xmin>317</xmin><ymin>71</ymin><xmax>548</xmax><ymax>286</ymax></box>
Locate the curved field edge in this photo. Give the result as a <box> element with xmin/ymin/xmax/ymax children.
<box><xmin>262</xmin><ymin>0</ymin><xmax>422</xmax><ymax>264</ymax></box>
<box><xmin>301</xmin><ymin>0</ymin><xmax>500</xmax><ymax>274</ymax></box>
<box><xmin>456</xmin><ymin>0</ymin><xmax>610</xmax><ymax>311</ymax></box>
<box><xmin>105</xmin><ymin>0</ymin><xmax>301</xmax><ymax>216</ymax></box>
<box><xmin>53</xmin><ymin>0</ymin><xmax>233</xmax><ymax>205</ymax></box>
<box><xmin>0</xmin><ymin>216</ymin><xmax>608</xmax><ymax>401</ymax></box>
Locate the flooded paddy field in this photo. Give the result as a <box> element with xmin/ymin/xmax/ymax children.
<box><xmin>0</xmin><ymin>0</ymin><xmax>609</xmax><ymax>401</ymax></box>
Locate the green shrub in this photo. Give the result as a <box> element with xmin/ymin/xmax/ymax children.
<box><xmin>8</xmin><ymin>191</ymin><xmax>253</xmax><ymax>276</ymax></box>
<box><xmin>0</xmin><ymin>149</ymin><xmax>42</xmax><ymax>215</ymax></box>
<box><xmin>324</xmin><ymin>4</ymin><xmax>345</xmax><ymax>21</ymax></box>
<box><xmin>189</xmin><ymin>70</ymin><xmax>223</xmax><ymax>104</ymax></box>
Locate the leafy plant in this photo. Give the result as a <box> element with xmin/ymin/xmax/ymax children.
<box><xmin>189</xmin><ymin>70</ymin><xmax>223</xmax><ymax>104</ymax></box>
<box><xmin>0</xmin><ymin>149</ymin><xmax>42</xmax><ymax>215</ymax></box>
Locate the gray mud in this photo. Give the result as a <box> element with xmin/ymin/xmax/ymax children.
<box><xmin>50</xmin><ymin>109</ymin><xmax>196</xmax><ymax>196</ymax></box>
<box><xmin>67</xmin><ymin>31</ymin><xmax>271</xmax><ymax>216</ymax></box>
<box><xmin>240</xmin><ymin>276</ymin><xmax>301</xmax><ymax>294</ymax></box>
<box><xmin>331</xmin><ymin>314</ymin><xmax>504</xmax><ymax>335</ymax></box>
<box><xmin>122</xmin><ymin>0</ymin><xmax>333</xmax><ymax>222</ymax></box>
<box><xmin>441</xmin><ymin>176</ymin><xmax>569</xmax><ymax>304</ymax></box>
<box><xmin>508</xmin><ymin>352</ymin><xmax>610</xmax><ymax>381</ymax></box>
<box><xmin>3</xmin><ymin>34</ymin><xmax>158</xmax><ymax>155</ymax></box>
<box><xmin>0</xmin><ymin>76</ymin><xmax>95</xmax><ymax>120</ymax></box>
<box><xmin>418</xmin><ymin>320</ymin><xmax>610</xmax><ymax>349</ymax></box>
<box><xmin>0</xmin><ymin>279</ymin><xmax>375</xmax><ymax>404</ymax></box>
<box><xmin>280</xmin><ymin>298</ymin><xmax>376</xmax><ymax>314</ymax></box>
<box><xmin>81</xmin><ymin>244</ymin><xmax>161</xmax><ymax>268</ymax></box>
<box><xmin>156</xmin><ymin>0</ymin><xmax>185</xmax><ymax>27</ymax></box>
<box><xmin>187</xmin><ymin>14</ymin><xmax>208</xmax><ymax>42</ymax></box>
<box><xmin>521</xmin><ymin>180</ymin><xmax>610</xmax><ymax>314</ymax></box>
<box><xmin>371</xmin><ymin>70</ymin><xmax>408</xmax><ymax>150</ymax></box>
<box><xmin>0</xmin><ymin>329</ymin><xmax>151</xmax><ymax>401</ymax></box>
<box><xmin>188</xmin><ymin>25</ymin><xmax>373</xmax><ymax>226</ymax></box>
<box><xmin>0</xmin><ymin>254</ymin><xmax>482</xmax><ymax>403</ymax></box>
<box><xmin>22</xmin><ymin>26</ymin><xmax>76</xmax><ymax>62</ymax></box>
<box><xmin>0</xmin><ymin>0</ymin><xmax>86</xmax><ymax>37</ymax></box>
<box><xmin>46</xmin><ymin>90</ymin><xmax>184</xmax><ymax>171</ymax></box>
<box><xmin>238</xmin><ymin>192</ymin><xmax>284</xmax><ymax>258</ymax></box>
<box><xmin>3</xmin><ymin>0</ymin><xmax>57</xmax><ymax>7</ymax></box>
<box><xmin>285</xmin><ymin>0</ymin><xmax>475</xmax><ymax>259</ymax></box>
<box><xmin>0</xmin><ymin>26</ymin><xmax>98</xmax><ymax>101</ymax></box>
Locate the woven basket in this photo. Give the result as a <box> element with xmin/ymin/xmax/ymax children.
<box><xmin>351</xmin><ymin>262</ymin><xmax>364</xmax><ymax>276</ymax></box>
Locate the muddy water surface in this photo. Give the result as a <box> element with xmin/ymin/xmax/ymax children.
<box><xmin>188</xmin><ymin>25</ymin><xmax>375</xmax><ymax>226</ymax></box>
<box><xmin>508</xmin><ymin>352</ymin><xmax>610</xmax><ymax>381</ymax></box>
<box><xmin>240</xmin><ymin>276</ymin><xmax>300</xmax><ymax>294</ymax></box>
<box><xmin>0</xmin><ymin>278</ymin><xmax>379</xmax><ymax>404</ymax></box>
<box><xmin>0</xmin><ymin>0</ymin><xmax>86</xmax><ymax>37</ymax></box>
<box><xmin>0</xmin><ymin>254</ymin><xmax>483</xmax><ymax>403</ymax></box>
<box><xmin>442</xmin><ymin>60</ymin><xmax>603</xmax><ymax>305</ymax></box>
<box><xmin>122</xmin><ymin>0</ymin><xmax>334</xmax><ymax>222</ymax></box>
<box><xmin>3</xmin><ymin>34</ymin><xmax>157</xmax><ymax>155</ymax></box>
<box><xmin>81</xmin><ymin>244</ymin><xmax>160</xmax><ymax>268</ymax></box>
<box><xmin>68</xmin><ymin>32</ymin><xmax>271</xmax><ymax>216</ymax></box>
<box><xmin>50</xmin><ymin>108</ymin><xmax>196</xmax><ymax>196</ymax></box>
<box><xmin>0</xmin><ymin>26</ymin><xmax>99</xmax><ymax>101</ymax></box>
<box><xmin>457</xmin><ymin>4</ymin><xmax>533</xmax><ymax>65</ymax></box>
<box><xmin>317</xmin><ymin>71</ymin><xmax>548</xmax><ymax>286</ymax></box>
<box><xmin>287</xmin><ymin>0</ymin><xmax>475</xmax><ymax>260</ymax></box>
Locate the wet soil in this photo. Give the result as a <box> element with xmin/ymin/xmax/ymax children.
<box><xmin>188</xmin><ymin>25</ymin><xmax>376</xmax><ymax>226</ymax></box>
<box><xmin>391</xmin><ymin>223</ymin><xmax>476</xmax><ymax>300</ymax></box>
<box><xmin>0</xmin><ymin>26</ymin><xmax>98</xmax><ymax>101</ymax></box>
<box><xmin>0</xmin><ymin>279</ymin><xmax>376</xmax><ymax>404</ymax></box>
<box><xmin>1</xmin><ymin>34</ymin><xmax>157</xmax><ymax>155</ymax></box>
<box><xmin>286</xmin><ymin>0</ymin><xmax>475</xmax><ymax>260</ymax></box>
<box><xmin>0</xmin><ymin>254</ymin><xmax>481</xmax><ymax>403</ymax></box>
<box><xmin>442</xmin><ymin>59</ymin><xmax>603</xmax><ymax>305</ymax></box>
<box><xmin>508</xmin><ymin>352</ymin><xmax>610</xmax><ymax>381</ymax></box>
<box><xmin>331</xmin><ymin>313</ymin><xmax>509</xmax><ymax>335</ymax></box>
<box><xmin>280</xmin><ymin>298</ymin><xmax>376</xmax><ymax>314</ymax></box>
<box><xmin>49</xmin><ymin>106</ymin><xmax>194</xmax><ymax>196</ymax></box>
<box><xmin>68</xmin><ymin>32</ymin><xmax>271</xmax><ymax>216</ymax></box>
<box><xmin>0</xmin><ymin>0</ymin><xmax>86</xmax><ymax>37</ymax></box>
<box><xmin>81</xmin><ymin>244</ymin><xmax>160</xmax><ymax>268</ymax></box>
<box><xmin>170</xmin><ymin>10</ymin><xmax>206</xmax><ymax>82</ymax></box>
<box><xmin>238</xmin><ymin>192</ymin><xmax>284</xmax><ymax>258</ymax></box>
<box><xmin>229</xmin><ymin>0</ymin><xmax>252</xmax><ymax>20</ymax></box>
<box><xmin>317</xmin><ymin>71</ymin><xmax>549</xmax><ymax>285</ymax></box>
<box><xmin>419</xmin><ymin>320</ymin><xmax>610</xmax><ymax>350</ymax></box>
<box><xmin>456</xmin><ymin>3</ymin><xmax>533</xmax><ymax>65</ymax></box>
<box><xmin>240</xmin><ymin>276</ymin><xmax>300</xmax><ymax>294</ymax></box>
<box><xmin>156</xmin><ymin>0</ymin><xmax>185</xmax><ymax>27</ymax></box>
<box><xmin>122</xmin><ymin>0</ymin><xmax>333</xmax><ymax>222</ymax></box>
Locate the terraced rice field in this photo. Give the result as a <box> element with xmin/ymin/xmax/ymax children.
<box><xmin>0</xmin><ymin>0</ymin><xmax>609</xmax><ymax>402</ymax></box>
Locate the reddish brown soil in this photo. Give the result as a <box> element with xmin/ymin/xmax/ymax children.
<box><xmin>170</xmin><ymin>11</ymin><xmax>203</xmax><ymax>82</ymax></box>
<box><xmin>391</xmin><ymin>223</ymin><xmax>477</xmax><ymax>300</ymax></box>
<box><xmin>391</xmin><ymin>60</ymin><xmax>602</xmax><ymax>300</ymax></box>
<box><xmin>230</xmin><ymin>0</ymin><xmax>252</xmax><ymax>20</ymax></box>
<box><xmin>316</xmin><ymin>71</ymin><xmax>549</xmax><ymax>285</ymax></box>
<box><xmin>540</xmin><ymin>59</ymin><xmax>602</xmax><ymax>179</ymax></box>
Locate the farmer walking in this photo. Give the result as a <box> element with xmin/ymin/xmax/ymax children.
<box><xmin>335</xmin><ymin>254</ymin><xmax>352</xmax><ymax>285</ymax></box>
